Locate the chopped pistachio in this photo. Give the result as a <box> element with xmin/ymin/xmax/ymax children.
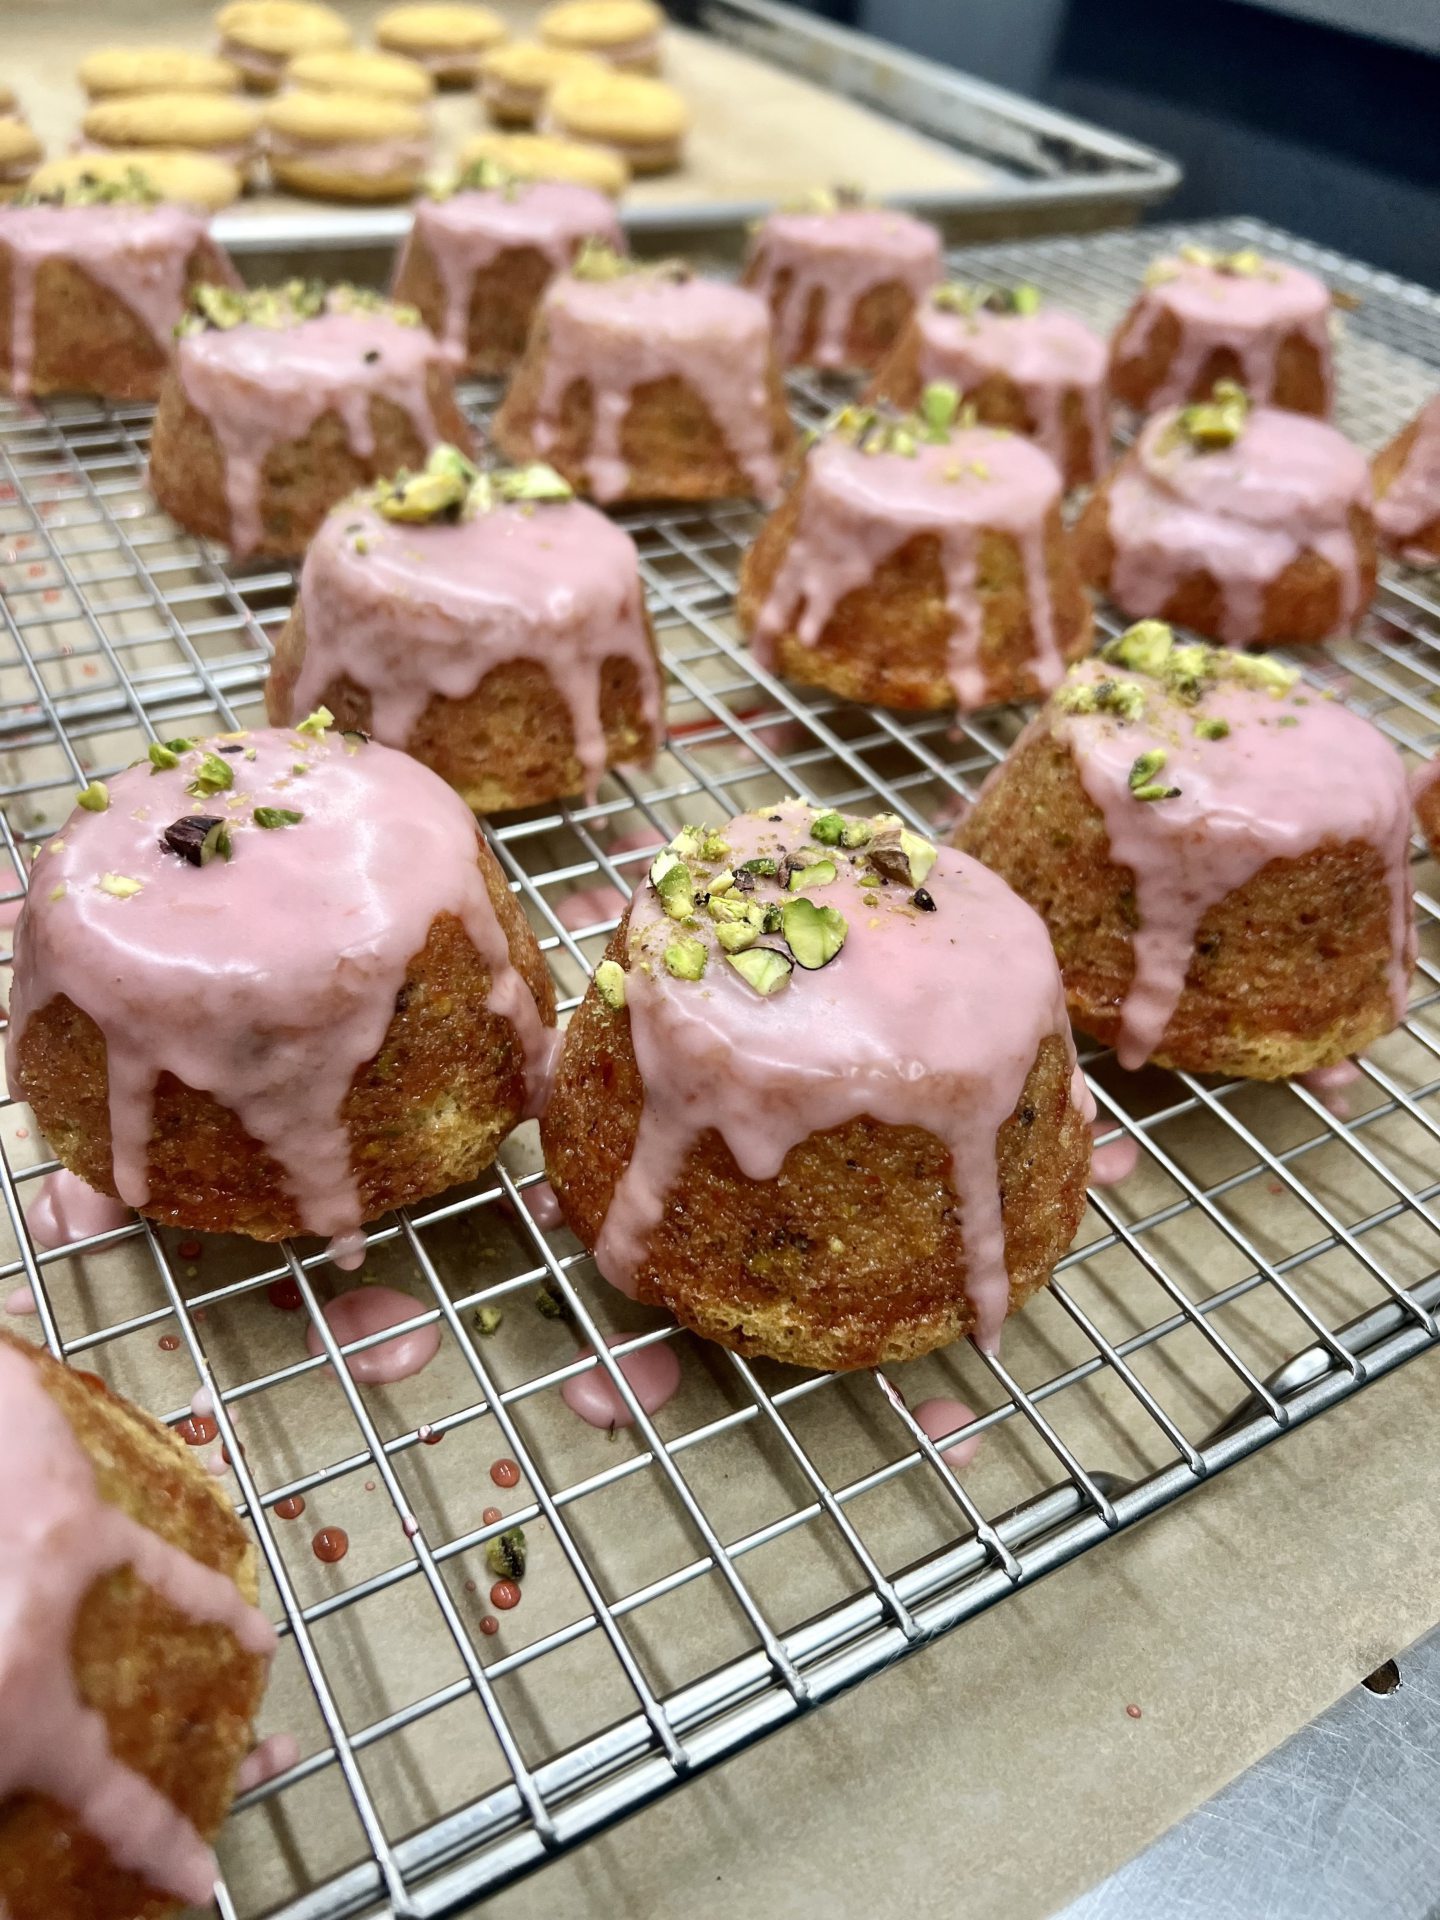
<box><xmin>148</xmin><ymin>742</ymin><xmax>180</xmax><ymax>773</ymax></box>
<box><xmin>761</xmin><ymin>903</ymin><xmax>783</xmax><ymax>935</ymax></box>
<box><xmin>535</xmin><ymin>1279</ymin><xmax>570</xmax><ymax>1320</ymax></box>
<box><xmin>810</xmin><ymin>810</ymin><xmax>845</xmax><ymax>846</ymax></box>
<box><xmin>164</xmin><ymin>736</ymin><xmax>196</xmax><ymax>755</ymax></box>
<box><xmin>920</xmin><ymin>381</ymin><xmax>960</xmax><ymax>440</ymax></box>
<box><xmin>739</xmin><ymin>856</ymin><xmax>778</xmax><ymax>878</ymax></box>
<box><xmin>840</xmin><ymin>818</ymin><xmax>872</xmax><ymax>848</ymax></box>
<box><xmin>99</xmin><ymin>872</ymin><xmax>141</xmax><ymax>898</ymax></box>
<box><xmin>48</xmin><ymin>882</ymin><xmax>65</xmax><ymax>901</ymax></box>
<box><xmin>707</xmin><ymin>867</ymin><xmax>735</xmax><ymax>895</ymax></box>
<box><xmin>867</xmin><ymin>824</ymin><xmax>935</xmax><ymax>888</ymax></box>
<box><xmin>664</xmin><ymin>935</ymin><xmax>707</xmax><ymax>980</ymax></box>
<box><xmin>1103</xmin><ymin>620</ymin><xmax>1174</xmax><ymax>677</ymax></box>
<box><xmin>708</xmin><ymin>892</ymin><xmax>759</xmax><ymax>926</ymax></box>
<box><xmin>699</xmin><ymin>828</ymin><xmax>731</xmax><ymax>862</ymax></box>
<box><xmin>782</xmin><ymin>896</ymin><xmax>848</xmax><ymax>969</ymax></box>
<box><xmin>1132</xmin><ymin>782</ymin><xmax>1182</xmax><ymax>803</ymax></box>
<box><xmin>186</xmin><ymin>752</ymin><xmax>234</xmax><ymax>798</ymax></box>
<box><xmin>1176</xmin><ymin>378</ymin><xmax>1249</xmax><ymax>451</ymax></box>
<box><xmin>472</xmin><ymin>1304</ymin><xmax>504</xmax><ymax>1337</ymax></box>
<box><xmin>728</xmin><ymin>946</ymin><xmax>793</xmax><ymax>995</ymax></box>
<box><xmin>162</xmin><ymin>813</ymin><xmax>231</xmax><ymax>866</ymax></box>
<box><xmin>253</xmin><ymin>807</ymin><xmax>303</xmax><ymax>829</ymax></box>
<box><xmin>75</xmin><ymin>780</ymin><xmax>109</xmax><ymax>813</ymax></box>
<box><xmin>715</xmin><ymin>919</ymin><xmax>761</xmax><ymax>954</ymax></box>
<box><xmin>1011</xmin><ymin>282</ymin><xmax>1041</xmax><ymax>315</ymax></box>
<box><xmin>1194</xmin><ymin>715</ymin><xmax>1230</xmax><ymax>740</ymax></box>
<box><xmin>667</xmin><ymin>827</ymin><xmax>705</xmax><ymax>862</ymax></box>
<box><xmin>1128</xmin><ymin>748</ymin><xmax>1169</xmax><ymax>792</ymax></box>
<box><xmin>594</xmin><ymin>958</ymin><xmax>627</xmax><ymax>1009</ymax></box>
<box><xmin>789</xmin><ymin>857</ymin><xmax>837</xmax><ymax>890</ymax></box>
<box><xmin>485</xmin><ymin>1525</ymin><xmax>527</xmax><ymax>1582</ymax></box>
<box><xmin>493</xmin><ymin>462</ymin><xmax>572</xmax><ymax>505</ymax></box>
<box><xmin>1226</xmin><ymin>651</ymin><xmax>1299</xmax><ymax>693</ymax></box>
<box><xmin>571</xmin><ymin>237</ymin><xmax>632</xmax><ymax>282</ymax></box>
<box><xmin>651</xmin><ymin>854</ymin><xmax>695</xmax><ymax>922</ymax></box>
<box><xmin>297</xmin><ymin>706</ymin><xmax>334</xmax><ymax>737</ymax></box>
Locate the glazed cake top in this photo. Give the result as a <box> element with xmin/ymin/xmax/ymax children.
<box><xmin>921</xmin><ymin>284</ymin><xmax>1108</xmax><ymax>385</ymax></box>
<box><xmin>8</xmin><ymin>720</ymin><xmax>554</xmax><ymax>1247</ymax></box>
<box><xmin>1131</xmin><ymin>392</ymin><xmax>1369</xmax><ymax>528</ymax></box>
<box><xmin>1141</xmin><ymin>248</ymin><xmax>1331</xmax><ymax>329</ymax></box>
<box><xmin>591</xmin><ymin>798</ymin><xmax>1083</xmax><ymax>1350</ymax></box>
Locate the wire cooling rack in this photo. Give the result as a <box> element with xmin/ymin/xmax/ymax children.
<box><xmin>1</xmin><ymin>215</ymin><xmax>1439</xmax><ymax>1920</ymax></box>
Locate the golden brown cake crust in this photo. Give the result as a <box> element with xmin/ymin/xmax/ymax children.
<box><xmin>12</xmin><ymin>848</ymin><xmax>556</xmax><ymax>1238</ymax></box>
<box><xmin>391</xmin><ymin>225</ymin><xmax>566</xmax><ymax>375</ymax></box>
<box><xmin>541</xmin><ymin>921</ymin><xmax>1090</xmax><ymax>1370</ymax></box>
<box><xmin>147</xmin><ymin>367</ymin><xmax>474</xmax><ymax>557</ymax></box>
<box><xmin>736</xmin><ymin>471</ymin><xmax>1093</xmax><ymax>711</ymax></box>
<box><xmin>955</xmin><ymin>727</ymin><xmax>1404</xmax><ymax>1077</ymax></box>
<box><xmin>0</xmin><ymin>240</ymin><xmax>232</xmax><ymax>402</ymax></box>
<box><xmin>1072</xmin><ymin>477</ymin><xmax>1377</xmax><ymax>648</ymax></box>
<box><xmin>1373</xmin><ymin>412</ymin><xmax>1440</xmax><ymax>563</ymax></box>
<box><xmin>493</xmin><ymin>344</ymin><xmax>796</xmax><ymax>503</ymax></box>
<box><xmin>266</xmin><ymin>597</ymin><xmax>662</xmax><ymax>811</ymax></box>
<box><xmin>1416</xmin><ymin>767</ymin><xmax>1440</xmax><ymax>857</ymax></box>
<box><xmin>1108</xmin><ymin>297</ymin><xmax>1329</xmax><ymax>416</ymax></box>
<box><xmin>0</xmin><ymin>1331</ymin><xmax>268</xmax><ymax>1920</ymax></box>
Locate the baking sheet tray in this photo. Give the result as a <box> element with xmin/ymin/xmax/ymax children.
<box><xmin>1</xmin><ymin>0</ymin><xmax>1178</xmax><ymax>248</ymax></box>
<box><xmin>0</xmin><ymin>215</ymin><xmax>1438</xmax><ymax>1920</ymax></box>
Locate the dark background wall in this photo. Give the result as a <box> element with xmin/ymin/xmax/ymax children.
<box><xmin>804</xmin><ymin>0</ymin><xmax>1440</xmax><ymax>285</ymax></box>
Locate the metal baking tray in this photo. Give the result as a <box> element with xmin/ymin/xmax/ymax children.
<box><xmin>0</xmin><ymin>215</ymin><xmax>1437</xmax><ymax>1920</ymax></box>
<box><xmin>210</xmin><ymin>0</ymin><xmax>1180</xmax><ymax>261</ymax></box>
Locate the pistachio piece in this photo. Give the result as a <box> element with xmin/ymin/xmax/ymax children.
<box><xmin>297</xmin><ymin>707</ymin><xmax>333</xmax><ymax>737</ymax></box>
<box><xmin>912</xmin><ymin>887</ymin><xmax>937</xmax><ymax>911</ymax></box>
<box><xmin>650</xmin><ymin>853</ymin><xmax>695</xmax><ymax>921</ymax></box>
<box><xmin>707</xmin><ymin>892</ymin><xmax>758</xmax><ymax>926</ymax></box>
<box><xmin>485</xmin><ymin>1525</ymin><xmax>526</xmax><ymax>1582</ymax></box>
<box><xmin>186</xmin><ymin>752</ymin><xmax>234</xmax><ymax>798</ymax></box>
<box><xmin>738</xmin><ymin>856</ymin><xmax>778</xmax><ymax>878</ymax></box>
<box><xmin>840</xmin><ymin>818</ymin><xmax>872</xmax><ymax>848</ymax></box>
<box><xmin>1226</xmin><ymin>651</ymin><xmax>1299</xmax><ymax>693</ymax></box>
<box><xmin>809</xmin><ymin>810</ymin><xmax>845</xmax><ymax>846</ymax></box>
<box><xmin>473</xmin><ymin>1304</ymin><xmax>504</xmax><ymax>1336</ymax></box>
<box><xmin>1011</xmin><ymin>282</ymin><xmax>1041</xmax><ymax>315</ymax></box>
<box><xmin>253</xmin><ymin>807</ymin><xmax>303</xmax><ymax>829</ymax></box>
<box><xmin>1194</xmin><ymin>716</ymin><xmax>1231</xmax><ymax>741</ymax></box>
<box><xmin>667</xmin><ymin>827</ymin><xmax>705</xmax><ymax>861</ymax></box>
<box><xmin>1176</xmin><ymin>378</ymin><xmax>1250</xmax><ymax>451</ymax></box>
<box><xmin>571</xmin><ymin>238</ymin><xmax>631</xmax><ymax>282</ymax></box>
<box><xmin>919</xmin><ymin>380</ymin><xmax>960</xmax><ymax>440</ymax></box>
<box><xmin>1128</xmin><ymin>748</ymin><xmax>1168</xmax><ymax>792</ymax></box>
<box><xmin>1102</xmin><ymin>620</ymin><xmax>1174</xmax><ymax>677</ymax></box>
<box><xmin>782</xmin><ymin>896</ymin><xmax>847</xmax><ymax>969</ymax></box>
<box><xmin>594</xmin><ymin>959</ymin><xmax>627</xmax><ymax>1009</ymax></box>
<box><xmin>664</xmin><ymin>935</ymin><xmax>707</xmax><ymax>980</ymax></box>
<box><xmin>376</xmin><ymin>465</ymin><xmax>469</xmax><ymax>524</ymax></box>
<box><xmin>99</xmin><ymin>873</ymin><xmax>141</xmax><ymax>898</ymax></box>
<box><xmin>707</xmin><ymin>867</ymin><xmax>735</xmax><ymax>895</ymax></box>
<box><xmin>76</xmin><ymin>780</ymin><xmax>109</xmax><ymax>812</ymax></box>
<box><xmin>789</xmin><ymin>857</ymin><xmax>837</xmax><ymax>891</ymax></box>
<box><xmin>494</xmin><ymin>462</ymin><xmax>573</xmax><ymax>504</ymax></box>
<box><xmin>715</xmin><ymin>920</ymin><xmax>760</xmax><ymax>954</ymax></box>
<box><xmin>728</xmin><ymin>947</ymin><xmax>793</xmax><ymax>995</ymax></box>
<box><xmin>147</xmin><ymin>743</ymin><xmax>180</xmax><ymax>773</ymax></box>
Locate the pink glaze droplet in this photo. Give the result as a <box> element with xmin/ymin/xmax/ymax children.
<box><xmin>489</xmin><ymin>1578</ymin><xmax>521</xmax><ymax>1610</ymax></box>
<box><xmin>1090</xmin><ymin>1122</ymin><xmax>1141</xmax><ymax>1188</ymax></box>
<box><xmin>236</xmin><ymin>1732</ymin><xmax>301</xmax><ymax>1794</ymax></box>
<box><xmin>312</xmin><ymin>1526</ymin><xmax>349</xmax><ymax>1564</ymax></box>
<box><xmin>274</xmin><ymin>1494</ymin><xmax>306</xmax><ymax>1521</ymax></box>
<box><xmin>4</xmin><ymin>1285</ymin><xmax>37</xmax><ymax>1318</ymax></box>
<box><xmin>560</xmin><ymin>1334</ymin><xmax>682</xmax><ymax>1430</ymax></box>
<box><xmin>27</xmin><ymin>1170</ymin><xmax>131</xmax><ymax>1251</ymax></box>
<box><xmin>1296</xmin><ymin>1058</ymin><xmax>1363</xmax><ymax>1118</ymax></box>
<box><xmin>489</xmin><ymin>1457</ymin><xmax>520</xmax><ymax>1487</ymax></box>
<box><xmin>479</xmin><ymin>1613</ymin><xmax>500</xmax><ymax>1635</ymax></box>
<box><xmin>521</xmin><ymin>1180</ymin><xmax>564</xmax><ymax>1231</ymax></box>
<box><xmin>482</xmin><ymin>1505</ymin><xmax>502</xmax><ymax>1526</ymax></box>
<box><xmin>306</xmin><ymin>1286</ymin><xmax>441</xmax><ymax>1385</ymax></box>
<box><xmin>912</xmin><ymin>1396</ymin><xmax>982</xmax><ymax>1471</ymax></box>
<box><xmin>326</xmin><ymin>1228</ymin><xmax>367</xmax><ymax>1272</ymax></box>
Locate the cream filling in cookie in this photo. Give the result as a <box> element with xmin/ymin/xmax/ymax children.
<box><xmin>217</xmin><ymin>38</ymin><xmax>287</xmax><ymax>85</ymax></box>
<box><xmin>83</xmin><ymin>134</ymin><xmax>260</xmax><ymax>171</ymax></box>
<box><xmin>268</xmin><ymin>130</ymin><xmax>429</xmax><ymax>178</ymax></box>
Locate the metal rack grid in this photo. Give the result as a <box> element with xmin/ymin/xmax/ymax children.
<box><xmin>0</xmin><ymin>214</ymin><xmax>1438</xmax><ymax>1920</ymax></box>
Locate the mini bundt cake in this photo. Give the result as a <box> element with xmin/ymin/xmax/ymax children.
<box><xmin>0</xmin><ymin>169</ymin><xmax>239</xmax><ymax>402</ymax></box>
<box><xmin>738</xmin><ymin>387</ymin><xmax>1092</xmax><ymax>712</ymax></box>
<box><xmin>265</xmin><ymin>445</ymin><xmax>663</xmax><ymax>809</ymax></box>
<box><xmin>956</xmin><ymin>621</ymin><xmax>1414</xmax><ymax>1077</ymax></box>
<box><xmin>1073</xmin><ymin>381</ymin><xmax>1375</xmax><ymax>647</ymax></box>
<box><xmin>7</xmin><ymin>716</ymin><xmax>557</xmax><ymax>1251</ymax></box>
<box><xmin>0</xmin><ymin>1330</ymin><xmax>274</xmax><ymax>1920</ymax></box>
<box><xmin>1415</xmin><ymin>760</ymin><xmax>1440</xmax><ymax>856</ymax></box>
<box><xmin>492</xmin><ymin>243</ymin><xmax>794</xmax><ymax>504</ymax></box>
<box><xmin>542</xmin><ymin>801</ymin><xmax>1091</xmax><ymax>1365</ymax></box>
<box><xmin>148</xmin><ymin>280</ymin><xmax>473</xmax><ymax>559</ymax></box>
<box><xmin>868</xmin><ymin>282</ymin><xmax>1111</xmax><ymax>490</ymax></box>
<box><xmin>740</xmin><ymin>190</ymin><xmax>943</xmax><ymax>373</ymax></box>
<box><xmin>1373</xmin><ymin>393</ymin><xmax>1440</xmax><ymax>566</ymax></box>
<box><xmin>1110</xmin><ymin>244</ymin><xmax>1333</xmax><ymax>416</ymax></box>
<box><xmin>391</xmin><ymin>160</ymin><xmax>623</xmax><ymax>374</ymax></box>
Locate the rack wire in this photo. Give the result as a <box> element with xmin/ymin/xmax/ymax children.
<box><xmin>1</xmin><ymin>215</ymin><xmax>1439</xmax><ymax>1920</ymax></box>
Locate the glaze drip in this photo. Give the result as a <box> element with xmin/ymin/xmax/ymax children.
<box><xmin>911</xmin><ymin>301</ymin><xmax>1109</xmax><ymax>483</ymax></box>
<box><xmin>0</xmin><ymin>201</ymin><xmax>228</xmax><ymax>398</ymax></box>
<box><xmin>172</xmin><ymin>299</ymin><xmax>449</xmax><ymax>557</ymax></box>
<box><xmin>591</xmin><ymin>801</ymin><xmax>1081</xmax><ymax>1352</ymax></box>
<box><xmin>290</xmin><ymin>493</ymin><xmax>661</xmax><ymax>805</ymax></box>
<box><xmin>1114</xmin><ymin>256</ymin><xmax>1333</xmax><ymax>412</ymax></box>
<box><xmin>1375</xmin><ymin>395</ymin><xmax>1440</xmax><ymax>564</ymax></box>
<box><xmin>0</xmin><ymin>1338</ymin><xmax>275</xmax><ymax>1905</ymax></box>
<box><xmin>746</xmin><ymin>206</ymin><xmax>941</xmax><ymax>369</ymax></box>
<box><xmin>7</xmin><ymin>727</ymin><xmax>554</xmax><ymax>1244</ymax></box>
<box><xmin>29</xmin><ymin>1168</ymin><xmax>132</xmax><ymax>1250</ymax></box>
<box><xmin>1107</xmin><ymin>404</ymin><xmax>1371</xmax><ymax>645</ymax></box>
<box><xmin>530</xmin><ymin>270</ymin><xmax>783</xmax><ymax>503</ymax></box>
<box><xmin>751</xmin><ymin>428</ymin><xmax>1066</xmax><ymax>709</ymax></box>
<box><xmin>1051</xmin><ymin>653</ymin><xmax>1413</xmax><ymax>1068</ymax></box>
<box><xmin>398</xmin><ymin>181</ymin><xmax>623</xmax><ymax>359</ymax></box>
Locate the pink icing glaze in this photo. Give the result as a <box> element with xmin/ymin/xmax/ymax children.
<box><xmin>1051</xmin><ymin>661</ymin><xmax>1414</xmax><ymax>1069</ymax></box>
<box><xmin>1089</xmin><ymin>1121</ymin><xmax>1139</xmax><ymax>1187</ymax></box>
<box><xmin>288</xmin><ymin>494</ymin><xmax>661</xmax><ymax>806</ymax></box>
<box><xmin>560</xmin><ymin>1331</ymin><xmax>681</xmax><ymax>1427</ymax></box>
<box><xmin>1114</xmin><ymin>257</ymin><xmax>1334</xmax><ymax>412</ymax></box>
<box><xmin>911</xmin><ymin>1395</ymin><xmax>981</xmax><ymax>1470</ymax></box>
<box><xmin>235</xmin><ymin>1731</ymin><xmax>301</xmax><ymax>1794</ymax></box>
<box><xmin>530</xmin><ymin>271</ymin><xmax>783</xmax><ymax>503</ymax></box>
<box><xmin>28</xmin><ymin>1168</ymin><xmax>132</xmax><ymax>1250</ymax></box>
<box><xmin>0</xmin><ymin>1338</ymin><xmax>275</xmax><ymax>1904</ymax></box>
<box><xmin>172</xmin><ymin>303</ymin><xmax>450</xmax><ymax>558</ymax></box>
<box><xmin>745</xmin><ymin>206</ymin><xmax>941</xmax><ymax>370</ymax></box>
<box><xmin>1106</xmin><ymin>406</ymin><xmax>1372</xmax><ymax>646</ymax></box>
<box><xmin>1375</xmin><ymin>395</ymin><xmax>1440</xmax><ymax>563</ymax></box>
<box><xmin>1296</xmin><ymin>1057</ymin><xmax>1362</xmax><ymax>1116</ymax></box>
<box><xmin>0</xmin><ymin>201</ymin><xmax>230</xmax><ymax>399</ymax></box>
<box><xmin>521</xmin><ymin>1178</ymin><xmax>564</xmax><ymax>1229</ymax></box>
<box><xmin>6</xmin><ymin>728</ymin><xmax>555</xmax><ymax>1246</ymax></box>
<box><xmin>750</xmin><ymin>428</ymin><xmax>1067</xmax><ymax>710</ymax></box>
<box><xmin>912</xmin><ymin>302</ymin><xmax>1109</xmax><ymax>483</ymax></box>
<box><xmin>305</xmin><ymin>1285</ymin><xmax>441</xmax><ymax>1384</ymax></box>
<box><xmin>592</xmin><ymin>801</ymin><xmax>1083</xmax><ymax>1353</ymax></box>
<box><xmin>397</xmin><ymin>183</ymin><xmax>623</xmax><ymax>360</ymax></box>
